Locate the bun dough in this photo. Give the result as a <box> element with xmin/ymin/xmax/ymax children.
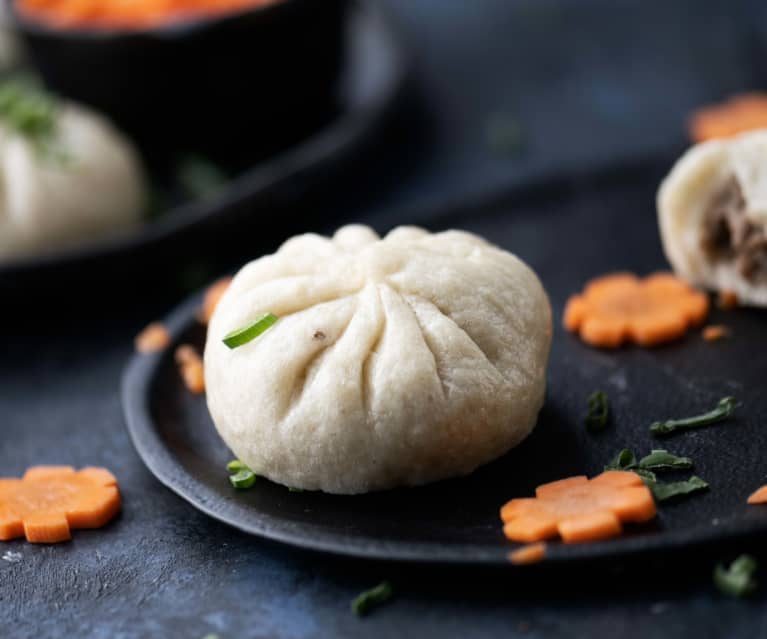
<box><xmin>0</xmin><ymin>102</ymin><xmax>145</xmax><ymax>259</ymax></box>
<box><xmin>658</xmin><ymin>129</ymin><xmax>767</xmax><ymax>306</ymax></box>
<box><xmin>205</xmin><ymin>225</ymin><xmax>552</xmax><ymax>494</ymax></box>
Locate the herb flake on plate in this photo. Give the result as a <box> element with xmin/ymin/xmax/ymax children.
<box><xmin>351</xmin><ymin>581</ymin><xmax>393</xmax><ymax>617</ymax></box>
<box><xmin>585</xmin><ymin>390</ymin><xmax>609</xmax><ymax>432</ymax></box>
<box><xmin>650</xmin><ymin>397</ymin><xmax>737</xmax><ymax>437</ymax></box>
<box><xmin>714</xmin><ymin>555</ymin><xmax>758</xmax><ymax>597</ymax></box>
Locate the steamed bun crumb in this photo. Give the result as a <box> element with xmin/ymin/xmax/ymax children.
<box><xmin>204</xmin><ymin>225</ymin><xmax>552</xmax><ymax>494</ymax></box>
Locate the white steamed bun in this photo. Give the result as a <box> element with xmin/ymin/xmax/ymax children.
<box><xmin>205</xmin><ymin>225</ymin><xmax>552</xmax><ymax>494</ymax></box>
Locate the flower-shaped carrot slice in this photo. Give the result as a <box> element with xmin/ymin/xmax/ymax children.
<box><xmin>689</xmin><ymin>93</ymin><xmax>767</xmax><ymax>143</ymax></box>
<box><xmin>500</xmin><ymin>471</ymin><xmax>656</xmax><ymax>544</ymax></box>
<box><xmin>563</xmin><ymin>272</ymin><xmax>709</xmax><ymax>348</ymax></box>
<box><xmin>0</xmin><ymin>466</ymin><xmax>121</xmax><ymax>543</ymax></box>
<box><xmin>747</xmin><ymin>485</ymin><xmax>767</xmax><ymax>504</ymax></box>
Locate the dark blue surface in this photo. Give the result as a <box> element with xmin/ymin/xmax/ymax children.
<box><xmin>3</xmin><ymin>1</ymin><xmax>767</xmax><ymax>637</ymax></box>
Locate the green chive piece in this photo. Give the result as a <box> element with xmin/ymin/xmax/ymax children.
<box><xmin>714</xmin><ymin>555</ymin><xmax>758</xmax><ymax>597</ymax></box>
<box><xmin>650</xmin><ymin>397</ymin><xmax>738</xmax><ymax>437</ymax></box>
<box><xmin>229</xmin><ymin>469</ymin><xmax>257</xmax><ymax>489</ymax></box>
<box><xmin>649</xmin><ymin>475</ymin><xmax>708</xmax><ymax>502</ymax></box>
<box><xmin>226</xmin><ymin>459</ymin><xmax>247</xmax><ymax>473</ymax></box>
<box><xmin>638</xmin><ymin>449</ymin><xmax>693</xmax><ymax>471</ymax></box>
<box><xmin>223</xmin><ymin>313</ymin><xmax>278</xmax><ymax>349</ymax></box>
<box><xmin>351</xmin><ymin>581</ymin><xmax>393</xmax><ymax>617</ymax></box>
<box><xmin>585</xmin><ymin>390</ymin><xmax>610</xmax><ymax>432</ymax></box>
<box><xmin>605</xmin><ymin>449</ymin><xmax>636</xmax><ymax>471</ymax></box>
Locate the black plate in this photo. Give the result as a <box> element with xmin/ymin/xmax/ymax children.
<box><xmin>122</xmin><ymin>159</ymin><xmax>767</xmax><ymax>565</ymax></box>
<box><xmin>0</xmin><ymin>0</ymin><xmax>407</xmax><ymax>288</ymax></box>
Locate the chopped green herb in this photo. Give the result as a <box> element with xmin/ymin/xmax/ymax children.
<box><xmin>0</xmin><ymin>79</ymin><xmax>57</xmax><ymax>142</ymax></box>
<box><xmin>605</xmin><ymin>448</ymin><xmax>637</xmax><ymax>471</ymax></box>
<box><xmin>351</xmin><ymin>581</ymin><xmax>393</xmax><ymax>617</ymax></box>
<box><xmin>177</xmin><ymin>154</ymin><xmax>228</xmax><ymax>201</ymax></box>
<box><xmin>226</xmin><ymin>459</ymin><xmax>248</xmax><ymax>473</ymax></box>
<box><xmin>288</xmin><ymin>487</ymin><xmax>304</xmax><ymax>493</ymax></box>
<box><xmin>638</xmin><ymin>449</ymin><xmax>693</xmax><ymax>471</ymax></box>
<box><xmin>585</xmin><ymin>390</ymin><xmax>610</xmax><ymax>432</ymax></box>
<box><xmin>229</xmin><ymin>468</ymin><xmax>257</xmax><ymax>489</ymax></box>
<box><xmin>223</xmin><ymin>313</ymin><xmax>278</xmax><ymax>349</ymax></box>
<box><xmin>714</xmin><ymin>555</ymin><xmax>758</xmax><ymax>597</ymax></box>
<box><xmin>649</xmin><ymin>476</ymin><xmax>708</xmax><ymax>502</ymax></box>
<box><xmin>650</xmin><ymin>397</ymin><xmax>738</xmax><ymax>437</ymax></box>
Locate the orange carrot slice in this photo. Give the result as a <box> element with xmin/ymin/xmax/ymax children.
<box><xmin>689</xmin><ymin>93</ymin><xmax>767</xmax><ymax>143</ymax></box>
<box><xmin>500</xmin><ymin>470</ymin><xmax>656</xmax><ymax>545</ymax></box>
<box><xmin>135</xmin><ymin>322</ymin><xmax>171</xmax><ymax>353</ymax></box>
<box><xmin>563</xmin><ymin>272</ymin><xmax>709</xmax><ymax>348</ymax></box>
<box><xmin>747</xmin><ymin>485</ymin><xmax>767</xmax><ymax>504</ymax></box>
<box><xmin>0</xmin><ymin>466</ymin><xmax>120</xmax><ymax>543</ymax></box>
<box><xmin>508</xmin><ymin>542</ymin><xmax>547</xmax><ymax>565</ymax></box>
<box><xmin>200</xmin><ymin>276</ymin><xmax>232</xmax><ymax>325</ymax></box>
<box><xmin>175</xmin><ymin>344</ymin><xmax>205</xmax><ymax>394</ymax></box>
<box><xmin>717</xmin><ymin>290</ymin><xmax>739</xmax><ymax>310</ymax></box>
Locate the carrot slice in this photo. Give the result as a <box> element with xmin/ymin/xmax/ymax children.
<box><xmin>135</xmin><ymin>322</ymin><xmax>171</xmax><ymax>354</ymax></box>
<box><xmin>563</xmin><ymin>271</ymin><xmax>709</xmax><ymax>348</ymax></box>
<box><xmin>702</xmin><ymin>325</ymin><xmax>730</xmax><ymax>342</ymax></box>
<box><xmin>200</xmin><ymin>276</ymin><xmax>232</xmax><ymax>325</ymax></box>
<box><xmin>689</xmin><ymin>93</ymin><xmax>767</xmax><ymax>143</ymax></box>
<box><xmin>0</xmin><ymin>466</ymin><xmax>121</xmax><ymax>543</ymax></box>
<box><xmin>175</xmin><ymin>344</ymin><xmax>205</xmax><ymax>394</ymax></box>
<box><xmin>501</xmin><ymin>470</ymin><xmax>657</xmax><ymax>545</ymax></box>
<box><xmin>508</xmin><ymin>542</ymin><xmax>547</xmax><ymax>565</ymax></box>
<box><xmin>717</xmin><ymin>290</ymin><xmax>739</xmax><ymax>310</ymax></box>
<box><xmin>747</xmin><ymin>485</ymin><xmax>767</xmax><ymax>504</ymax></box>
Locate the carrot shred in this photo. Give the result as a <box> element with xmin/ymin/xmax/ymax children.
<box><xmin>689</xmin><ymin>93</ymin><xmax>767</xmax><ymax>143</ymax></box>
<box><xmin>717</xmin><ymin>290</ymin><xmax>739</xmax><ymax>310</ymax></box>
<box><xmin>508</xmin><ymin>542</ymin><xmax>547</xmax><ymax>565</ymax></box>
<box><xmin>135</xmin><ymin>322</ymin><xmax>171</xmax><ymax>354</ymax></box>
<box><xmin>563</xmin><ymin>272</ymin><xmax>709</xmax><ymax>348</ymax></box>
<box><xmin>175</xmin><ymin>344</ymin><xmax>205</xmax><ymax>394</ymax></box>
<box><xmin>500</xmin><ymin>471</ymin><xmax>656</xmax><ymax>545</ymax></box>
<box><xmin>747</xmin><ymin>485</ymin><xmax>767</xmax><ymax>505</ymax></box>
<box><xmin>200</xmin><ymin>276</ymin><xmax>232</xmax><ymax>325</ymax></box>
<box><xmin>0</xmin><ymin>466</ymin><xmax>120</xmax><ymax>543</ymax></box>
<box><xmin>702</xmin><ymin>325</ymin><xmax>730</xmax><ymax>342</ymax></box>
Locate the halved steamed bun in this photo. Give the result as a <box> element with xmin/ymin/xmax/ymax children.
<box><xmin>205</xmin><ymin>225</ymin><xmax>552</xmax><ymax>494</ymax></box>
<box><xmin>658</xmin><ymin>129</ymin><xmax>767</xmax><ymax>306</ymax></box>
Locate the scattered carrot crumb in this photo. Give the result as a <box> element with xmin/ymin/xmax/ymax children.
<box><xmin>563</xmin><ymin>272</ymin><xmax>709</xmax><ymax>348</ymax></box>
<box><xmin>689</xmin><ymin>93</ymin><xmax>767</xmax><ymax>143</ymax></box>
<box><xmin>717</xmin><ymin>290</ymin><xmax>739</xmax><ymax>310</ymax></box>
<box><xmin>135</xmin><ymin>321</ymin><xmax>171</xmax><ymax>353</ymax></box>
<box><xmin>703</xmin><ymin>325</ymin><xmax>730</xmax><ymax>342</ymax></box>
<box><xmin>747</xmin><ymin>485</ymin><xmax>767</xmax><ymax>505</ymax></box>
<box><xmin>175</xmin><ymin>344</ymin><xmax>205</xmax><ymax>394</ymax></box>
<box><xmin>500</xmin><ymin>471</ymin><xmax>657</xmax><ymax>544</ymax></box>
<box><xmin>0</xmin><ymin>466</ymin><xmax>120</xmax><ymax>543</ymax></box>
<box><xmin>200</xmin><ymin>277</ymin><xmax>232</xmax><ymax>325</ymax></box>
<box><xmin>508</xmin><ymin>542</ymin><xmax>547</xmax><ymax>565</ymax></box>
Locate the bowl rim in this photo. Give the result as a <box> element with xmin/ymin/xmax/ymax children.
<box><xmin>10</xmin><ymin>0</ymin><xmax>334</xmax><ymax>41</ymax></box>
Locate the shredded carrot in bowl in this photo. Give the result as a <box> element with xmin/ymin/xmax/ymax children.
<box><xmin>17</xmin><ymin>0</ymin><xmax>282</xmax><ymax>30</ymax></box>
<box><xmin>563</xmin><ymin>272</ymin><xmax>709</xmax><ymax>348</ymax></box>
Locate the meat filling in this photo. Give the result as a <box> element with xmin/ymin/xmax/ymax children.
<box><xmin>701</xmin><ymin>177</ymin><xmax>767</xmax><ymax>281</ymax></box>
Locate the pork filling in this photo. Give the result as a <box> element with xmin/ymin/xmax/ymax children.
<box><xmin>701</xmin><ymin>177</ymin><xmax>767</xmax><ymax>281</ymax></box>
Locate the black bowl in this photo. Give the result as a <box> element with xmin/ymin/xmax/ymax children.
<box><xmin>12</xmin><ymin>0</ymin><xmax>350</xmax><ymax>173</ymax></box>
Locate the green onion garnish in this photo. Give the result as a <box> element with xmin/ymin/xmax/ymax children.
<box><xmin>351</xmin><ymin>581</ymin><xmax>393</xmax><ymax>617</ymax></box>
<box><xmin>226</xmin><ymin>459</ymin><xmax>257</xmax><ymax>489</ymax></box>
<box><xmin>714</xmin><ymin>555</ymin><xmax>758</xmax><ymax>597</ymax></box>
<box><xmin>585</xmin><ymin>390</ymin><xmax>609</xmax><ymax>432</ymax></box>
<box><xmin>605</xmin><ymin>448</ymin><xmax>706</xmax><ymax>502</ymax></box>
<box><xmin>649</xmin><ymin>476</ymin><xmax>708</xmax><ymax>502</ymax></box>
<box><xmin>650</xmin><ymin>397</ymin><xmax>738</xmax><ymax>437</ymax></box>
<box><xmin>223</xmin><ymin>313</ymin><xmax>278</xmax><ymax>349</ymax></box>
<box><xmin>229</xmin><ymin>469</ymin><xmax>257</xmax><ymax>489</ymax></box>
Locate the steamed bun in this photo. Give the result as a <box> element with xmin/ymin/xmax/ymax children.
<box><xmin>658</xmin><ymin>129</ymin><xmax>767</xmax><ymax>306</ymax></box>
<box><xmin>0</xmin><ymin>96</ymin><xmax>145</xmax><ymax>259</ymax></box>
<box><xmin>205</xmin><ymin>225</ymin><xmax>552</xmax><ymax>494</ymax></box>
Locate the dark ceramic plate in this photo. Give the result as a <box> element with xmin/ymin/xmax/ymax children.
<box><xmin>0</xmin><ymin>0</ymin><xmax>407</xmax><ymax>289</ymax></box>
<box><xmin>122</xmin><ymin>160</ymin><xmax>767</xmax><ymax>565</ymax></box>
